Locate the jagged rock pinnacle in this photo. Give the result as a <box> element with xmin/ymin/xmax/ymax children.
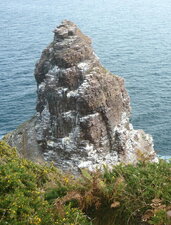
<box><xmin>4</xmin><ymin>21</ymin><xmax>158</xmax><ymax>173</ymax></box>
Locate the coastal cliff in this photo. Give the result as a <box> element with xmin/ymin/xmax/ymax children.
<box><xmin>4</xmin><ymin>20</ymin><xmax>158</xmax><ymax>173</ymax></box>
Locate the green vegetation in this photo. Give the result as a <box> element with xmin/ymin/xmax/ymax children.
<box><xmin>0</xmin><ymin>141</ymin><xmax>90</xmax><ymax>225</ymax></box>
<box><xmin>0</xmin><ymin>141</ymin><xmax>171</xmax><ymax>225</ymax></box>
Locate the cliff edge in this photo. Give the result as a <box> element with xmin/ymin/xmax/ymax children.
<box><xmin>4</xmin><ymin>20</ymin><xmax>158</xmax><ymax>173</ymax></box>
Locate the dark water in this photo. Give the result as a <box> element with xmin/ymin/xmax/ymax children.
<box><xmin>0</xmin><ymin>0</ymin><xmax>171</xmax><ymax>156</ymax></box>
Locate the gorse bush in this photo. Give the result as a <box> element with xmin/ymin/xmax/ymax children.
<box><xmin>0</xmin><ymin>141</ymin><xmax>53</xmax><ymax>225</ymax></box>
<box><xmin>0</xmin><ymin>141</ymin><xmax>91</xmax><ymax>225</ymax></box>
<box><xmin>0</xmin><ymin>140</ymin><xmax>171</xmax><ymax>225</ymax></box>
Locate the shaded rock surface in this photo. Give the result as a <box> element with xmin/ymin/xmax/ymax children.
<box><xmin>4</xmin><ymin>20</ymin><xmax>158</xmax><ymax>173</ymax></box>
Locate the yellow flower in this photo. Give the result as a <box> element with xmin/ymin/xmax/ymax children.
<box><xmin>33</xmin><ymin>216</ymin><xmax>41</xmax><ymax>224</ymax></box>
<box><xmin>64</xmin><ymin>177</ymin><xmax>69</xmax><ymax>183</ymax></box>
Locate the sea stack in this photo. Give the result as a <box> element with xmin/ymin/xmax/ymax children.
<box><xmin>4</xmin><ymin>20</ymin><xmax>158</xmax><ymax>173</ymax></box>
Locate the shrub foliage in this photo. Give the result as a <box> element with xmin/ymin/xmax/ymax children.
<box><xmin>0</xmin><ymin>141</ymin><xmax>90</xmax><ymax>225</ymax></box>
<box><xmin>0</xmin><ymin>141</ymin><xmax>171</xmax><ymax>225</ymax></box>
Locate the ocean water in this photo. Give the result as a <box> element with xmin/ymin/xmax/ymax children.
<box><xmin>0</xmin><ymin>0</ymin><xmax>171</xmax><ymax>156</ymax></box>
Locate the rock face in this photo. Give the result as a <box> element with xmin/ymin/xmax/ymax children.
<box><xmin>4</xmin><ymin>20</ymin><xmax>158</xmax><ymax>173</ymax></box>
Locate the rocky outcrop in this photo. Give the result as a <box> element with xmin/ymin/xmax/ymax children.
<box><xmin>4</xmin><ymin>20</ymin><xmax>158</xmax><ymax>173</ymax></box>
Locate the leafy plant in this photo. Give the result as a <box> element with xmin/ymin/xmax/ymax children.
<box><xmin>0</xmin><ymin>140</ymin><xmax>171</xmax><ymax>225</ymax></box>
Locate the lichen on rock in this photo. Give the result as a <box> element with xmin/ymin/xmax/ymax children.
<box><xmin>4</xmin><ymin>20</ymin><xmax>158</xmax><ymax>173</ymax></box>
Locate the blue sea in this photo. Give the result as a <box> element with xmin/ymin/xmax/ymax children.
<box><xmin>0</xmin><ymin>0</ymin><xmax>171</xmax><ymax>156</ymax></box>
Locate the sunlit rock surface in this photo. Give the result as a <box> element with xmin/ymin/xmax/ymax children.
<box><xmin>4</xmin><ymin>20</ymin><xmax>158</xmax><ymax>173</ymax></box>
